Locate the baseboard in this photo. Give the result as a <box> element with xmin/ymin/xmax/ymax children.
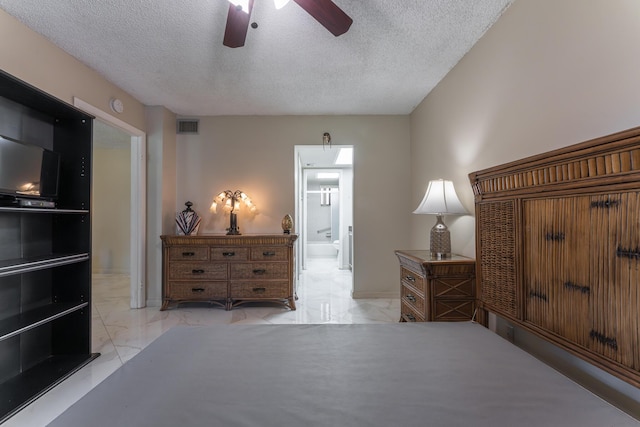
<box><xmin>351</xmin><ymin>291</ymin><xmax>398</xmax><ymax>299</ymax></box>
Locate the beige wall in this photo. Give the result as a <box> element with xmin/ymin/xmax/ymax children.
<box><xmin>0</xmin><ymin>9</ymin><xmax>146</xmax><ymax>131</ymax></box>
<box><xmin>410</xmin><ymin>0</ymin><xmax>640</xmax><ymax>256</ymax></box>
<box><xmin>146</xmin><ymin>106</ymin><xmax>177</xmax><ymax>306</ymax></box>
<box><xmin>176</xmin><ymin>116</ymin><xmax>411</xmax><ymax>298</ymax></box>
<box><xmin>92</xmin><ymin>142</ymin><xmax>131</xmax><ymax>274</ymax></box>
<box><xmin>410</xmin><ymin>0</ymin><xmax>640</xmax><ymax>412</ymax></box>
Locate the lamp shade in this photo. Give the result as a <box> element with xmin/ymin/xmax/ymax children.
<box><xmin>413</xmin><ymin>179</ymin><xmax>467</xmax><ymax>215</ymax></box>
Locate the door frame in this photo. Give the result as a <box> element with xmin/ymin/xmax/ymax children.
<box><xmin>73</xmin><ymin>98</ymin><xmax>147</xmax><ymax>308</ymax></box>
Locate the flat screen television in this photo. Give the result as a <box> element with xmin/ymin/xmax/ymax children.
<box><xmin>0</xmin><ymin>135</ymin><xmax>60</xmax><ymax>206</ymax></box>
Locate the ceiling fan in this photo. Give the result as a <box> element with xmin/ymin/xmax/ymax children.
<box><xmin>223</xmin><ymin>0</ymin><xmax>353</xmax><ymax>48</ymax></box>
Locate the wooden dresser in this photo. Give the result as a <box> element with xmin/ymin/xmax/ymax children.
<box><xmin>160</xmin><ymin>234</ymin><xmax>298</xmax><ymax>310</ymax></box>
<box><xmin>395</xmin><ymin>250</ymin><xmax>475</xmax><ymax>322</ymax></box>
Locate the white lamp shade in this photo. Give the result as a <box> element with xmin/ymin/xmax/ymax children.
<box><xmin>274</xmin><ymin>0</ymin><xmax>291</xmax><ymax>9</ymax></box>
<box><xmin>413</xmin><ymin>179</ymin><xmax>468</xmax><ymax>215</ymax></box>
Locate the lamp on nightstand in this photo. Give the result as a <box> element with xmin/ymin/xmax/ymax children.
<box><xmin>413</xmin><ymin>179</ymin><xmax>468</xmax><ymax>259</ymax></box>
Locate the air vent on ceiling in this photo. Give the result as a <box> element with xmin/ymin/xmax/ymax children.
<box><xmin>177</xmin><ymin>119</ymin><xmax>199</xmax><ymax>134</ymax></box>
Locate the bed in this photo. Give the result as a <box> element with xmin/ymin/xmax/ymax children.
<box><xmin>47</xmin><ymin>322</ymin><xmax>638</xmax><ymax>427</ymax></box>
<box><xmin>49</xmin><ymin>126</ymin><xmax>640</xmax><ymax>426</ymax></box>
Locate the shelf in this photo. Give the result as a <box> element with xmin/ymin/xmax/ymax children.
<box><xmin>0</xmin><ymin>302</ymin><xmax>89</xmax><ymax>342</ymax></box>
<box><xmin>0</xmin><ymin>206</ymin><xmax>89</xmax><ymax>214</ymax></box>
<box><xmin>0</xmin><ymin>352</ymin><xmax>99</xmax><ymax>424</ymax></box>
<box><xmin>0</xmin><ymin>253</ymin><xmax>89</xmax><ymax>278</ymax></box>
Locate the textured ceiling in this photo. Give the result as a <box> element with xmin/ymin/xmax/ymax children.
<box><xmin>0</xmin><ymin>0</ymin><xmax>513</xmax><ymax>116</ymax></box>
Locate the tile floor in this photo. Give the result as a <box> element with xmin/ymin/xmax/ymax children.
<box><xmin>4</xmin><ymin>258</ymin><xmax>400</xmax><ymax>427</ymax></box>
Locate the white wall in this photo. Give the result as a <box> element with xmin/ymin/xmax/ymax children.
<box><xmin>176</xmin><ymin>115</ymin><xmax>410</xmax><ymax>298</ymax></box>
<box><xmin>410</xmin><ymin>0</ymin><xmax>640</xmax><ymax>416</ymax></box>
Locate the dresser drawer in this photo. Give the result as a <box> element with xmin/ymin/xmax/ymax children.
<box><xmin>400</xmin><ymin>266</ymin><xmax>425</xmax><ymax>293</ymax></box>
<box><xmin>230</xmin><ymin>281</ymin><xmax>290</xmax><ymax>299</ymax></box>
<box><xmin>168</xmin><ymin>281</ymin><xmax>227</xmax><ymax>299</ymax></box>
<box><xmin>250</xmin><ymin>246</ymin><xmax>288</xmax><ymax>261</ymax></box>
<box><xmin>401</xmin><ymin>283</ymin><xmax>425</xmax><ymax>314</ymax></box>
<box><xmin>169</xmin><ymin>246</ymin><xmax>209</xmax><ymax>261</ymax></box>
<box><xmin>230</xmin><ymin>263</ymin><xmax>289</xmax><ymax>280</ymax></box>
<box><xmin>168</xmin><ymin>262</ymin><xmax>228</xmax><ymax>280</ymax></box>
<box><xmin>211</xmin><ymin>247</ymin><xmax>249</xmax><ymax>261</ymax></box>
<box><xmin>400</xmin><ymin>301</ymin><xmax>425</xmax><ymax>322</ymax></box>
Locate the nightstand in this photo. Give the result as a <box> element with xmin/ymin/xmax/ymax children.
<box><xmin>395</xmin><ymin>250</ymin><xmax>475</xmax><ymax>322</ymax></box>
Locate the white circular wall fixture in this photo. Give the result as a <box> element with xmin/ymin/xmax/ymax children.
<box><xmin>109</xmin><ymin>98</ymin><xmax>124</xmax><ymax>114</ymax></box>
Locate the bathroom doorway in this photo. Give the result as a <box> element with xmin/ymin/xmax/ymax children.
<box><xmin>294</xmin><ymin>145</ymin><xmax>353</xmax><ymax>294</ymax></box>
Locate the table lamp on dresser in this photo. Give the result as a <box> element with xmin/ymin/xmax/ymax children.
<box><xmin>413</xmin><ymin>179</ymin><xmax>468</xmax><ymax>259</ymax></box>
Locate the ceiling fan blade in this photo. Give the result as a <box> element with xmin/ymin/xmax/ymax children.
<box><xmin>293</xmin><ymin>0</ymin><xmax>352</xmax><ymax>37</ymax></box>
<box><xmin>223</xmin><ymin>0</ymin><xmax>254</xmax><ymax>48</ymax></box>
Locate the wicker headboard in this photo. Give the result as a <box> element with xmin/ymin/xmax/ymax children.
<box><xmin>469</xmin><ymin>126</ymin><xmax>640</xmax><ymax>387</ymax></box>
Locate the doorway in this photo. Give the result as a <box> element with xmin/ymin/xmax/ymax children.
<box><xmin>73</xmin><ymin>98</ymin><xmax>147</xmax><ymax>308</ymax></box>
<box><xmin>294</xmin><ymin>145</ymin><xmax>353</xmax><ymax>294</ymax></box>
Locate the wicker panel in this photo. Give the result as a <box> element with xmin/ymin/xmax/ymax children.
<box><xmin>230</xmin><ymin>281</ymin><xmax>289</xmax><ymax>299</ymax></box>
<box><xmin>477</xmin><ymin>201</ymin><xmax>518</xmax><ymax>318</ymax></box>
<box><xmin>400</xmin><ymin>301</ymin><xmax>425</xmax><ymax>322</ymax></box>
<box><xmin>434</xmin><ymin>299</ymin><xmax>474</xmax><ymax>321</ymax></box>
<box><xmin>250</xmin><ymin>246</ymin><xmax>288</xmax><ymax>261</ymax></box>
<box><xmin>211</xmin><ymin>247</ymin><xmax>249</xmax><ymax>261</ymax></box>
<box><xmin>168</xmin><ymin>262</ymin><xmax>228</xmax><ymax>280</ymax></box>
<box><xmin>589</xmin><ymin>192</ymin><xmax>640</xmax><ymax>370</ymax></box>
<box><xmin>167</xmin><ymin>281</ymin><xmax>227</xmax><ymax>299</ymax></box>
<box><xmin>432</xmin><ymin>277</ymin><xmax>474</xmax><ymax>298</ymax></box>
<box><xmin>230</xmin><ymin>263</ymin><xmax>289</xmax><ymax>280</ymax></box>
<box><xmin>523</xmin><ymin>197</ymin><xmax>591</xmax><ymax>345</ymax></box>
<box><xmin>401</xmin><ymin>283</ymin><xmax>425</xmax><ymax>314</ymax></box>
<box><xmin>400</xmin><ymin>266</ymin><xmax>425</xmax><ymax>293</ymax></box>
<box><xmin>168</xmin><ymin>246</ymin><xmax>209</xmax><ymax>261</ymax></box>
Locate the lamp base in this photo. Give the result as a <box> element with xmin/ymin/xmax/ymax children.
<box><xmin>430</xmin><ymin>215</ymin><xmax>451</xmax><ymax>259</ymax></box>
<box><xmin>226</xmin><ymin>212</ymin><xmax>241</xmax><ymax>235</ymax></box>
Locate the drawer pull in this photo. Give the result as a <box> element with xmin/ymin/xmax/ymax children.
<box><xmin>252</xmin><ymin>287</ymin><xmax>266</xmax><ymax>293</ymax></box>
<box><xmin>191</xmin><ymin>269</ymin><xmax>205</xmax><ymax>274</ymax></box>
<box><xmin>406</xmin><ymin>294</ymin><xmax>416</xmax><ymax>303</ymax></box>
<box><xmin>404</xmin><ymin>275</ymin><xmax>416</xmax><ymax>282</ymax></box>
<box><xmin>253</xmin><ymin>269</ymin><xmax>267</xmax><ymax>275</ymax></box>
<box><xmin>191</xmin><ymin>288</ymin><xmax>205</xmax><ymax>293</ymax></box>
<box><xmin>222</xmin><ymin>252</ymin><xmax>236</xmax><ymax>257</ymax></box>
<box><xmin>182</xmin><ymin>251</ymin><xmax>195</xmax><ymax>257</ymax></box>
<box><xmin>263</xmin><ymin>251</ymin><xmax>276</xmax><ymax>257</ymax></box>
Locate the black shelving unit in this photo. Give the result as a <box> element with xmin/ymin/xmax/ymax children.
<box><xmin>0</xmin><ymin>70</ymin><xmax>98</xmax><ymax>423</ymax></box>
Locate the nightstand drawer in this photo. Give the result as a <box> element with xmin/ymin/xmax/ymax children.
<box><xmin>230</xmin><ymin>281</ymin><xmax>289</xmax><ymax>299</ymax></box>
<box><xmin>230</xmin><ymin>263</ymin><xmax>289</xmax><ymax>280</ymax></box>
<box><xmin>211</xmin><ymin>247</ymin><xmax>249</xmax><ymax>261</ymax></box>
<box><xmin>400</xmin><ymin>267</ymin><xmax>425</xmax><ymax>293</ymax></box>
<box><xmin>169</xmin><ymin>246</ymin><xmax>209</xmax><ymax>261</ymax></box>
<box><xmin>401</xmin><ymin>283</ymin><xmax>425</xmax><ymax>314</ymax></box>
<box><xmin>168</xmin><ymin>281</ymin><xmax>227</xmax><ymax>299</ymax></box>
<box><xmin>169</xmin><ymin>262</ymin><xmax>228</xmax><ymax>280</ymax></box>
<box><xmin>433</xmin><ymin>276</ymin><xmax>475</xmax><ymax>298</ymax></box>
<box><xmin>400</xmin><ymin>301</ymin><xmax>425</xmax><ymax>322</ymax></box>
<box><xmin>251</xmin><ymin>246</ymin><xmax>288</xmax><ymax>261</ymax></box>
<box><xmin>433</xmin><ymin>299</ymin><xmax>474</xmax><ymax>321</ymax></box>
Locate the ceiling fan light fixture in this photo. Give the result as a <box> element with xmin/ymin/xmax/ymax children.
<box><xmin>228</xmin><ymin>0</ymin><xmax>250</xmax><ymax>13</ymax></box>
<box><xmin>274</xmin><ymin>0</ymin><xmax>291</xmax><ymax>9</ymax></box>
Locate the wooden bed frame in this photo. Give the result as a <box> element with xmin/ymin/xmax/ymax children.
<box><xmin>469</xmin><ymin>125</ymin><xmax>640</xmax><ymax>388</ymax></box>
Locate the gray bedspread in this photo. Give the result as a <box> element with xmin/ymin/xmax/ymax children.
<box><xmin>47</xmin><ymin>322</ymin><xmax>639</xmax><ymax>426</ymax></box>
